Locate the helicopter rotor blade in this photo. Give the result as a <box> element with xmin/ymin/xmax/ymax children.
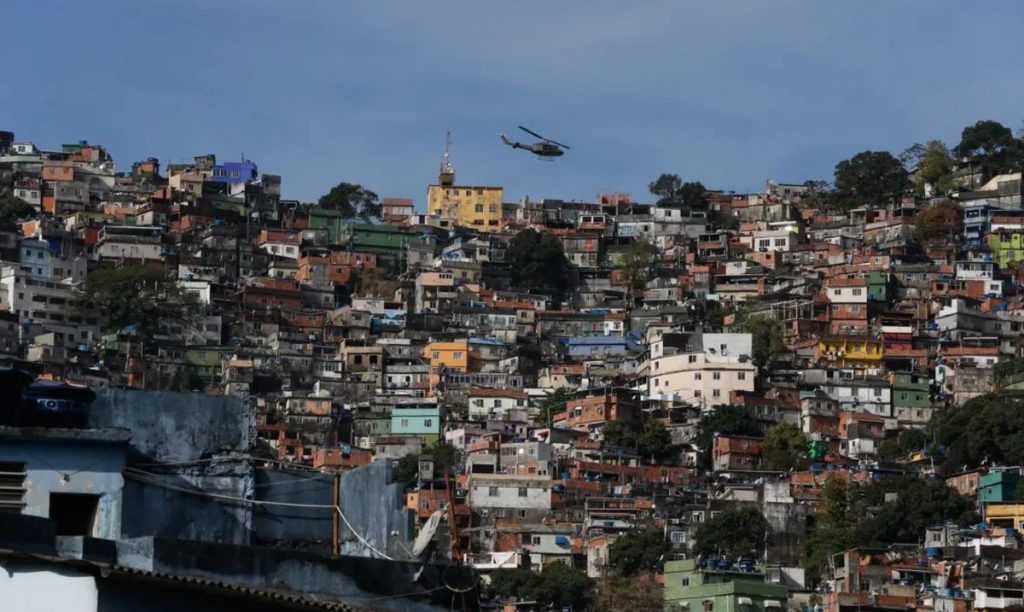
<box><xmin>518</xmin><ymin>125</ymin><xmax>547</xmax><ymax>140</ymax></box>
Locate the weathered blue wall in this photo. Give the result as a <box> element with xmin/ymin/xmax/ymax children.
<box><xmin>337</xmin><ymin>460</ymin><xmax>415</xmax><ymax>559</ymax></box>
<box><xmin>120</xmin><ymin>462</ymin><xmax>253</xmax><ymax>546</ymax></box>
<box><xmin>88</xmin><ymin>389</ymin><xmax>251</xmax><ymax>462</ymax></box>
<box><xmin>0</xmin><ymin>437</ymin><xmax>126</xmax><ymax>540</ymax></box>
<box><xmin>253</xmin><ymin>469</ymin><xmax>334</xmax><ymax>549</ymax></box>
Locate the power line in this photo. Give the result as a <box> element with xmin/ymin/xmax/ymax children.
<box><xmin>123</xmin><ymin>467</ymin><xmax>394</xmax><ymax>560</ymax></box>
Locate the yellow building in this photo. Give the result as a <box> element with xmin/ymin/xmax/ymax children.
<box><xmin>983</xmin><ymin>502</ymin><xmax>1024</xmax><ymax>530</ymax></box>
<box><xmin>815</xmin><ymin>335</ymin><xmax>884</xmax><ymax>369</ymax></box>
<box><xmin>424</xmin><ymin>340</ymin><xmax>470</xmax><ymax>392</ymax></box>
<box><xmin>426</xmin><ymin>146</ymin><xmax>503</xmax><ymax>232</ymax></box>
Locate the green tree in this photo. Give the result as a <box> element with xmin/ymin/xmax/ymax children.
<box><xmin>637</xmin><ymin>419</ymin><xmax>677</xmax><ymax>464</ymax></box>
<box><xmin>649</xmin><ymin>173</ymin><xmax>684</xmax><ymax>205</ymax></box>
<box><xmin>392</xmin><ymin>441</ymin><xmax>459</xmax><ymax>487</ymax></box>
<box><xmin>76</xmin><ymin>265</ymin><xmax>201</xmax><ymax>342</ymax></box>
<box><xmin>695</xmin><ymin>405</ymin><xmax>763</xmax><ymax>468</ymax></box>
<box><xmin>854</xmin><ymin>475</ymin><xmax>976</xmax><ymax>546</ymax></box>
<box><xmin>955</xmin><ymin>120</ymin><xmax>1016</xmax><ymax>159</ymax></box>
<box><xmin>902</xmin><ymin>140</ymin><xmax>958</xmax><ymax>195</ymax></box>
<box><xmin>693</xmin><ymin>506</ymin><xmax>769</xmax><ymax>559</ymax></box>
<box><xmin>601</xmin><ymin>420</ymin><xmax>632</xmax><ymax>448</ymax></box>
<box><xmin>317</xmin><ymin>182</ymin><xmax>381</xmax><ymax>220</ymax></box>
<box><xmin>761</xmin><ymin>422</ymin><xmax>809</xmax><ymax>471</ymax></box>
<box><xmin>834</xmin><ymin>150</ymin><xmax>909</xmax><ymax>209</ymax></box>
<box><xmin>488</xmin><ymin>563</ymin><xmax>593</xmax><ymax>610</ymax></box>
<box><xmin>607</xmin><ymin>522</ymin><xmax>670</xmax><ymax>576</ymax></box>
<box><xmin>955</xmin><ymin>120</ymin><xmax>1024</xmax><ymax>178</ymax></box>
<box><xmin>505</xmin><ymin>229</ymin><xmax>572</xmax><ymax>303</ymax></box>
<box><xmin>619</xmin><ymin>238</ymin><xmax>658</xmax><ymax>309</ymax></box>
<box><xmin>802</xmin><ymin>475</ymin><xmax>855</xmax><ymax>580</ymax></box>
<box><xmin>0</xmin><ymin>194</ymin><xmax>35</xmax><ymax>226</ymax></box>
<box><xmin>914</xmin><ymin>200</ymin><xmax>963</xmax><ymax>246</ymax></box>
<box><xmin>537</xmin><ymin>387</ymin><xmax>573</xmax><ymax>426</ymax></box>
<box><xmin>604</xmin><ymin>420</ymin><xmax>675</xmax><ymax>463</ymax></box>
<box><xmin>680</xmin><ymin>181</ymin><xmax>710</xmax><ymax>209</ymax></box>
<box><xmin>392</xmin><ymin>453</ymin><xmax>421</xmax><ymax>487</ymax></box>
<box><xmin>649</xmin><ymin>174</ymin><xmax>709</xmax><ymax>209</ymax></box>
<box><xmin>878</xmin><ymin>427</ymin><xmax>928</xmax><ymax>462</ymax></box>
<box><xmin>595</xmin><ymin>572</ymin><xmax>663</xmax><ymax>612</ymax></box>
<box><xmin>799</xmin><ymin>180</ymin><xmax>835</xmax><ymax>210</ymax></box>
<box><xmin>735</xmin><ymin>314</ymin><xmax>786</xmax><ymax>368</ymax></box>
<box><xmin>931</xmin><ymin>394</ymin><xmax>1024</xmax><ymax>475</ymax></box>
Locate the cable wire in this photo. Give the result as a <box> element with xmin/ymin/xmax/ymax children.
<box><xmin>123</xmin><ymin>468</ymin><xmax>394</xmax><ymax>560</ymax></box>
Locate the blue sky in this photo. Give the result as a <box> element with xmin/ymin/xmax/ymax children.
<box><xmin>2</xmin><ymin>1</ymin><xmax>1022</xmax><ymax>206</ymax></box>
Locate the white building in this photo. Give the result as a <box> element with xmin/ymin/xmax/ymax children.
<box><xmin>468</xmin><ymin>388</ymin><xmax>529</xmax><ymax>421</ymax></box>
<box><xmin>467</xmin><ymin>474</ymin><xmax>552</xmax><ymax>522</ymax></box>
<box><xmin>647</xmin><ymin>333</ymin><xmax>757</xmax><ymax>405</ymax></box>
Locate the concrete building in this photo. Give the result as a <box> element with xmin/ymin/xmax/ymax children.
<box><xmin>467</xmin><ymin>473</ymin><xmax>552</xmax><ymax>522</ymax></box>
<box><xmin>0</xmin><ymin>425</ymin><xmax>129</xmax><ymax>539</ymax></box>
<box><xmin>663</xmin><ymin>559</ymin><xmax>789</xmax><ymax>612</ymax></box>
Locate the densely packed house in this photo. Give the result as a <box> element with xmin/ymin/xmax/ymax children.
<box><xmin>2</xmin><ymin>127</ymin><xmax>1024</xmax><ymax>610</ymax></box>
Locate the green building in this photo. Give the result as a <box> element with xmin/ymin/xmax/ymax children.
<box><xmin>349</xmin><ymin>223</ymin><xmax>411</xmax><ymax>258</ymax></box>
<box><xmin>184</xmin><ymin>346</ymin><xmax>230</xmax><ymax>384</ymax></box>
<box><xmin>390</xmin><ymin>406</ymin><xmax>441</xmax><ymax>443</ymax></box>
<box><xmin>866</xmin><ymin>271</ymin><xmax>890</xmax><ymax>303</ymax></box>
<box><xmin>664</xmin><ymin>559</ymin><xmax>788</xmax><ymax>612</ymax></box>
<box><xmin>890</xmin><ymin>372</ymin><xmax>930</xmax><ymax>409</ymax></box>
<box><xmin>978</xmin><ymin>471</ymin><xmax>1021</xmax><ymax>504</ymax></box>
<box><xmin>988</xmin><ymin>230</ymin><xmax>1024</xmax><ymax>269</ymax></box>
<box><xmin>307</xmin><ymin>208</ymin><xmax>354</xmax><ymax>244</ymax></box>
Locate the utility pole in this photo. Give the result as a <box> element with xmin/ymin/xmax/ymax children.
<box><xmin>332</xmin><ymin>470</ymin><xmax>341</xmax><ymax>556</ymax></box>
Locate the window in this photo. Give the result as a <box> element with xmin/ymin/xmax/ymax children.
<box><xmin>713</xmin><ymin>389</ymin><xmax>721</xmax><ymax>398</ymax></box>
<box><xmin>688</xmin><ymin>355</ymin><xmax>697</xmax><ymax>363</ymax></box>
<box><xmin>0</xmin><ymin>462</ymin><xmax>27</xmax><ymax>511</ymax></box>
<box><xmin>738</xmin><ymin>372</ymin><xmax>746</xmax><ymax>381</ymax></box>
<box><xmin>353</xmin><ymin>355</ymin><xmax>362</xmax><ymax>365</ymax></box>
<box><xmin>488</xmin><ymin>486</ymin><xmax>498</xmax><ymax>497</ymax></box>
<box><xmin>432</xmin><ymin>352</ymin><xmax>440</xmax><ymax>360</ymax></box>
<box><xmin>454</xmin><ymin>351</ymin><xmax>463</xmax><ymax>359</ymax></box>
<box><xmin>517</xmin><ymin>509</ymin><xmax>527</xmax><ymax>518</ymax></box>
<box><xmin>518</xmin><ymin>487</ymin><xmax>528</xmax><ymax>497</ymax></box>
<box><xmin>852</xmin><ymin>288</ymin><xmax>863</xmax><ymax>296</ymax></box>
<box><xmin>49</xmin><ymin>493</ymin><xmax>99</xmax><ymax>536</ymax></box>
<box><xmin>424</xmin><ymin>419</ymin><xmax>433</xmax><ymax>428</ymax></box>
<box><xmin>713</xmin><ymin>372</ymin><xmax>721</xmax><ymax>380</ymax></box>
<box><xmin>400</xmin><ymin>419</ymin><xmax>409</xmax><ymax>427</ymax></box>
<box><xmin>694</xmin><ymin>372</ymin><xmax>702</xmax><ymax>380</ymax></box>
<box><xmin>494</xmin><ymin>400</ymin><xmax>503</xmax><ymax>408</ymax></box>
<box><xmin>475</xmin><ymin>204</ymin><xmax>484</xmax><ymax>213</ymax></box>
<box><xmin>671</xmin><ymin>532</ymin><xmax>685</xmax><ymax>544</ymax></box>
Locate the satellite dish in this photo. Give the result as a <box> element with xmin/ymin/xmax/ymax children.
<box><xmin>443</xmin><ymin>563</ymin><xmax>479</xmax><ymax>594</ymax></box>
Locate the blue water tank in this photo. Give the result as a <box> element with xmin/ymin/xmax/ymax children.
<box><xmin>555</xmin><ymin>535</ymin><xmax>569</xmax><ymax>546</ymax></box>
<box><xmin>926</xmin><ymin>547</ymin><xmax>941</xmax><ymax>558</ymax></box>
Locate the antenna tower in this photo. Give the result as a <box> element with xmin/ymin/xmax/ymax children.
<box><xmin>441</xmin><ymin>131</ymin><xmax>454</xmax><ymax>174</ymax></box>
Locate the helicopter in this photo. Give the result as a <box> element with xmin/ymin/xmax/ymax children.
<box><xmin>499</xmin><ymin>126</ymin><xmax>570</xmax><ymax>159</ymax></box>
